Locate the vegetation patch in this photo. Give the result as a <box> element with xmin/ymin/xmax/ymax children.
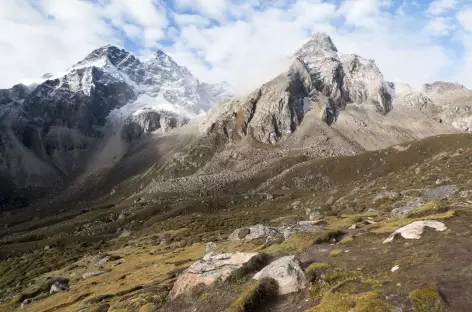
<box><xmin>372</xmin><ymin>210</ymin><xmax>456</xmax><ymax>234</ymax></box>
<box><xmin>310</xmin><ymin>269</ymin><xmax>361</xmax><ymax>300</ymax></box>
<box><xmin>307</xmin><ymin>291</ymin><xmax>393</xmax><ymax>312</ymax></box>
<box><xmin>225</xmin><ymin>277</ymin><xmax>278</xmax><ymax>312</ymax></box>
<box><xmin>406</xmin><ymin>200</ymin><xmax>448</xmax><ymax>218</ymax></box>
<box><xmin>264</xmin><ymin>230</ymin><xmax>343</xmax><ymax>254</ymax></box>
<box><xmin>329</xmin><ymin>249</ymin><xmax>343</xmax><ymax>257</ymax></box>
<box><xmin>409</xmin><ymin>288</ymin><xmax>445</xmax><ymax>312</ymax></box>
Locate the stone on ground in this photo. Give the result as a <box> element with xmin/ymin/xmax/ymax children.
<box><xmin>169</xmin><ymin>252</ymin><xmax>261</xmax><ymax>299</ymax></box>
<box><xmin>423</xmin><ymin>185</ymin><xmax>458</xmax><ymax>201</ymax></box>
<box><xmin>383</xmin><ymin>220</ymin><xmax>447</xmax><ymax>244</ymax></box>
<box><xmin>391</xmin><ymin>197</ymin><xmax>425</xmax><ymax>218</ymax></box>
<box><xmin>228</xmin><ymin>224</ymin><xmax>279</xmax><ymax>241</ymax></box>
<box><xmin>253</xmin><ymin>255</ymin><xmax>306</xmax><ymax>295</ymax></box>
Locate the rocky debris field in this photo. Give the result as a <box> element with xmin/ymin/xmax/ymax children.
<box><xmin>2</xmin><ymin>134</ymin><xmax>472</xmax><ymax>311</ymax></box>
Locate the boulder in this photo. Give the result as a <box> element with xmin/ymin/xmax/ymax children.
<box><xmin>383</xmin><ymin>220</ymin><xmax>447</xmax><ymax>244</ymax></box>
<box><xmin>281</xmin><ymin>221</ymin><xmax>323</xmax><ymax>240</ymax></box>
<box><xmin>423</xmin><ymin>185</ymin><xmax>458</xmax><ymax>201</ymax></box>
<box><xmin>21</xmin><ymin>298</ymin><xmax>33</xmax><ymax>309</ymax></box>
<box><xmin>253</xmin><ymin>256</ymin><xmax>306</xmax><ymax>295</ymax></box>
<box><xmin>373</xmin><ymin>191</ymin><xmax>399</xmax><ymax>203</ymax></box>
<box><xmin>391</xmin><ymin>198</ymin><xmax>425</xmax><ymax>218</ymax></box>
<box><xmin>169</xmin><ymin>252</ymin><xmax>261</xmax><ymax>299</ymax></box>
<box><xmin>228</xmin><ymin>224</ymin><xmax>279</xmax><ymax>241</ymax></box>
<box><xmin>50</xmin><ymin>279</ymin><xmax>69</xmax><ymax>294</ymax></box>
<box><xmin>205</xmin><ymin>242</ymin><xmax>217</xmax><ymax>253</ymax></box>
<box><xmin>96</xmin><ymin>256</ymin><xmax>110</xmax><ymax>267</ymax></box>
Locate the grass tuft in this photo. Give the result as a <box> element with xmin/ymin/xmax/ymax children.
<box><xmin>329</xmin><ymin>249</ymin><xmax>343</xmax><ymax>257</ymax></box>
<box><xmin>406</xmin><ymin>200</ymin><xmax>448</xmax><ymax>218</ymax></box>
<box><xmin>225</xmin><ymin>277</ymin><xmax>278</xmax><ymax>312</ymax></box>
<box><xmin>408</xmin><ymin>288</ymin><xmax>445</xmax><ymax>312</ymax></box>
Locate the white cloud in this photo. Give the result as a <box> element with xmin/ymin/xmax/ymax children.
<box><xmin>173</xmin><ymin>0</ymin><xmax>229</xmax><ymax>20</ymax></box>
<box><xmin>338</xmin><ymin>0</ymin><xmax>386</xmax><ymax>29</ymax></box>
<box><xmin>457</xmin><ymin>7</ymin><xmax>472</xmax><ymax>32</ymax></box>
<box><xmin>0</xmin><ymin>0</ymin><xmax>470</xmax><ymax>94</ymax></box>
<box><xmin>427</xmin><ymin>0</ymin><xmax>459</xmax><ymax>15</ymax></box>
<box><xmin>0</xmin><ymin>0</ymin><xmax>119</xmax><ymax>87</ymax></box>
<box><xmin>173</xmin><ymin>13</ymin><xmax>211</xmax><ymax>28</ymax></box>
<box><xmin>424</xmin><ymin>16</ymin><xmax>456</xmax><ymax>36</ymax></box>
<box><xmin>123</xmin><ymin>24</ymin><xmax>142</xmax><ymax>38</ymax></box>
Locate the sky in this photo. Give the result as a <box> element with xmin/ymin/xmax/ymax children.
<box><xmin>1</xmin><ymin>0</ymin><xmax>472</xmax><ymax>94</ymax></box>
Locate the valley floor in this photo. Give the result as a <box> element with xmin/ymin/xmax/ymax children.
<box><xmin>2</xmin><ymin>134</ymin><xmax>472</xmax><ymax>311</ymax></box>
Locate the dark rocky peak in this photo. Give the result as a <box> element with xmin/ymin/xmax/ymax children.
<box><xmin>295</xmin><ymin>32</ymin><xmax>338</xmax><ymax>57</ymax></box>
<box><xmin>0</xmin><ymin>84</ymin><xmax>32</xmax><ymax>105</ymax></box>
<box><xmin>145</xmin><ymin>49</ymin><xmax>192</xmax><ymax>77</ymax></box>
<box><xmin>75</xmin><ymin>45</ymin><xmax>131</xmax><ymax>68</ymax></box>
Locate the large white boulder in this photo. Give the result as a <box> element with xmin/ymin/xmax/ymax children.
<box><xmin>253</xmin><ymin>255</ymin><xmax>306</xmax><ymax>295</ymax></box>
<box><xmin>169</xmin><ymin>252</ymin><xmax>260</xmax><ymax>299</ymax></box>
<box><xmin>383</xmin><ymin>220</ymin><xmax>447</xmax><ymax>244</ymax></box>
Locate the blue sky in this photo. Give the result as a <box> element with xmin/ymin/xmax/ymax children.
<box><xmin>2</xmin><ymin>0</ymin><xmax>472</xmax><ymax>93</ymax></box>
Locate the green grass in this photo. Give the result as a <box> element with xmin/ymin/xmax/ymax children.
<box><xmin>329</xmin><ymin>249</ymin><xmax>343</xmax><ymax>257</ymax></box>
<box><xmin>225</xmin><ymin>278</ymin><xmax>278</xmax><ymax>312</ymax></box>
<box><xmin>406</xmin><ymin>200</ymin><xmax>448</xmax><ymax>218</ymax></box>
<box><xmin>409</xmin><ymin>288</ymin><xmax>445</xmax><ymax>312</ymax></box>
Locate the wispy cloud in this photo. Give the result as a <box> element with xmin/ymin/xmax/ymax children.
<box><xmin>1</xmin><ymin>0</ymin><xmax>472</xmax><ymax>93</ymax></box>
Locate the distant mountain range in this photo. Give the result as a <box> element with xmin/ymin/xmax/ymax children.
<box><xmin>2</xmin><ymin>33</ymin><xmax>472</xmax><ymax>207</ymax></box>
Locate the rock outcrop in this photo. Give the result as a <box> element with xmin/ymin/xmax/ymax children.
<box><xmin>383</xmin><ymin>220</ymin><xmax>447</xmax><ymax>243</ymax></box>
<box><xmin>169</xmin><ymin>252</ymin><xmax>261</xmax><ymax>299</ymax></box>
<box><xmin>122</xmin><ymin>108</ymin><xmax>188</xmax><ymax>141</ymax></box>
<box><xmin>0</xmin><ymin>45</ymin><xmax>232</xmax><ymax>202</ymax></box>
<box><xmin>200</xmin><ymin>33</ymin><xmax>393</xmax><ymax>144</ymax></box>
<box><xmin>253</xmin><ymin>256</ymin><xmax>306</xmax><ymax>295</ymax></box>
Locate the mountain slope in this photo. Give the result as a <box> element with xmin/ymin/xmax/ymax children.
<box><xmin>0</xmin><ymin>46</ymin><xmax>233</xmax><ymax>205</ymax></box>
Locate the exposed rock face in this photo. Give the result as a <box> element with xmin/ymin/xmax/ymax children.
<box><xmin>122</xmin><ymin>108</ymin><xmax>189</xmax><ymax>141</ymax></box>
<box><xmin>383</xmin><ymin>220</ymin><xmax>447</xmax><ymax>243</ymax></box>
<box><xmin>200</xmin><ymin>33</ymin><xmax>392</xmax><ymax>144</ymax></box>
<box><xmin>0</xmin><ymin>45</ymin><xmax>232</xmax><ymax>202</ymax></box>
<box><xmin>423</xmin><ymin>185</ymin><xmax>458</xmax><ymax>201</ymax></box>
<box><xmin>424</xmin><ymin>82</ymin><xmax>467</xmax><ymax>94</ymax></box>
<box><xmin>228</xmin><ymin>224</ymin><xmax>279</xmax><ymax>241</ymax></box>
<box><xmin>422</xmin><ymin>81</ymin><xmax>472</xmax><ymax>132</ymax></box>
<box><xmin>391</xmin><ymin>198</ymin><xmax>425</xmax><ymax>218</ymax></box>
<box><xmin>228</xmin><ymin>221</ymin><xmax>323</xmax><ymax>242</ymax></box>
<box><xmin>280</xmin><ymin>221</ymin><xmax>323</xmax><ymax>240</ymax></box>
<box><xmin>253</xmin><ymin>256</ymin><xmax>306</xmax><ymax>295</ymax></box>
<box><xmin>169</xmin><ymin>252</ymin><xmax>261</xmax><ymax>299</ymax></box>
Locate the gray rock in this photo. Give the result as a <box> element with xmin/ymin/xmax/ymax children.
<box><xmin>118</xmin><ymin>230</ymin><xmax>131</xmax><ymax>238</ymax></box>
<box><xmin>266</xmin><ymin>193</ymin><xmax>274</xmax><ymax>200</ymax></box>
<box><xmin>169</xmin><ymin>252</ymin><xmax>261</xmax><ymax>299</ymax></box>
<box><xmin>95</xmin><ymin>256</ymin><xmax>110</xmax><ymax>267</ymax></box>
<box><xmin>281</xmin><ymin>221</ymin><xmax>323</xmax><ymax>240</ymax></box>
<box><xmin>423</xmin><ymin>185</ymin><xmax>458</xmax><ymax>201</ymax></box>
<box><xmin>21</xmin><ymin>298</ymin><xmax>33</xmax><ymax>309</ymax></box>
<box><xmin>205</xmin><ymin>242</ymin><xmax>217</xmax><ymax>253</ymax></box>
<box><xmin>326</xmin><ymin>196</ymin><xmax>335</xmax><ymax>205</ymax></box>
<box><xmin>308</xmin><ymin>211</ymin><xmax>322</xmax><ymax>221</ymax></box>
<box><xmin>82</xmin><ymin>271</ymin><xmax>107</xmax><ymax>279</ymax></box>
<box><xmin>253</xmin><ymin>256</ymin><xmax>306</xmax><ymax>295</ymax></box>
<box><xmin>228</xmin><ymin>224</ymin><xmax>279</xmax><ymax>241</ymax></box>
<box><xmin>373</xmin><ymin>191</ymin><xmax>399</xmax><ymax>203</ymax></box>
<box><xmin>50</xmin><ymin>280</ymin><xmax>69</xmax><ymax>294</ymax></box>
<box><xmin>391</xmin><ymin>198</ymin><xmax>425</xmax><ymax>218</ymax></box>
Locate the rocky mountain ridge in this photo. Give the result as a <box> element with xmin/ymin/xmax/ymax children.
<box><xmin>0</xmin><ymin>45</ymin><xmax>233</xmax><ymax>204</ymax></box>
